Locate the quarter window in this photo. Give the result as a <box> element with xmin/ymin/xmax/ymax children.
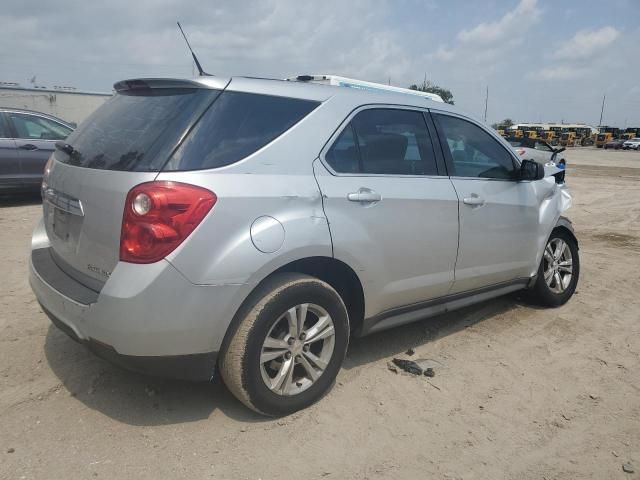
<box><xmin>326</xmin><ymin>108</ymin><xmax>438</xmax><ymax>175</ymax></box>
<box><xmin>167</xmin><ymin>91</ymin><xmax>320</xmax><ymax>171</ymax></box>
<box><xmin>435</xmin><ymin>114</ymin><xmax>516</xmax><ymax>180</ymax></box>
<box><xmin>9</xmin><ymin>113</ymin><xmax>72</xmax><ymax>140</ymax></box>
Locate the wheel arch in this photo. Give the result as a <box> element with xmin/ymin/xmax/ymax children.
<box><xmin>218</xmin><ymin>256</ymin><xmax>366</xmax><ymax>365</ymax></box>
<box><xmin>553</xmin><ymin>216</ymin><xmax>579</xmax><ymax>250</ymax></box>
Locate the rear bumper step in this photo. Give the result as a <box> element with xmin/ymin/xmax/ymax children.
<box><xmin>32</xmin><ymin>247</ymin><xmax>99</xmax><ymax>305</ymax></box>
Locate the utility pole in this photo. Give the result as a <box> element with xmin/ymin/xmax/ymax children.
<box><xmin>598</xmin><ymin>94</ymin><xmax>606</xmax><ymax>127</ymax></box>
<box><xmin>483</xmin><ymin>85</ymin><xmax>489</xmax><ymax>122</ymax></box>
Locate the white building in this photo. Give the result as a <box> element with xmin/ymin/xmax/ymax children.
<box><xmin>0</xmin><ymin>83</ymin><xmax>111</xmax><ymax>126</ymax></box>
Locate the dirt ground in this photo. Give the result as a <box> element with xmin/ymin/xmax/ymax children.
<box><xmin>1</xmin><ymin>148</ymin><xmax>639</xmax><ymax>480</ymax></box>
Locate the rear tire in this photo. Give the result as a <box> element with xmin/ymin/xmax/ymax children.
<box><xmin>530</xmin><ymin>230</ymin><xmax>580</xmax><ymax>307</ymax></box>
<box><xmin>220</xmin><ymin>273</ymin><xmax>349</xmax><ymax>416</ymax></box>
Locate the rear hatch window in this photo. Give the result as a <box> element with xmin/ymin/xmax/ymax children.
<box><xmin>164</xmin><ymin>91</ymin><xmax>320</xmax><ymax>171</ymax></box>
<box><xmin>54</xmin><ymin>87</ymin><xmax>220</xmax><ymax>171</ymax></box>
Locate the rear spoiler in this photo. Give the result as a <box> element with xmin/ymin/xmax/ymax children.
<box><xmin>113</xmin><ymin>77</ymin><xmax>228</xmax><ymax>93</ymax></box>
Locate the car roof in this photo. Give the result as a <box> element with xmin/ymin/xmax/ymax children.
<box><xmin>117</xmin><ymin>76</ymin><xmax>464</xmax><ymax>116</ymax></box>
<box><xmin>0</xmin><ymin>107</ymin><xmax>74</xmax><ymax>127</ymax></box>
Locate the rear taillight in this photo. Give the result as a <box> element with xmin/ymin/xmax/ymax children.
<box><xmin>120</xmin><ymin>181</ymin><xmax>216</xmax><ymax>264</ymax></box>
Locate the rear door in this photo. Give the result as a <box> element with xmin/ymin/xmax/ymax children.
<box><xmin>314</xmin><ymin>107</ymin><xmax>459</xmax><ymax>318</ymax></box>
<box><xmin>0</xmin><ymin>113</ymin><xmax>21</xmax><ymax>189</ymax></box>
<box><xmin>431</xmin><ymin>111</ymin><xmax>539</xmax><ymax>293</ymax></box>
<box><xmin>6</xmin><ymin>112</ymin><xmax>73</xmax><ymax>189</ymax></box>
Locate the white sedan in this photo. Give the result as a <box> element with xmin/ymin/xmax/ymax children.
<box><xmin>623</xmin><ymin>138</ymin><xmax>640</xmax><ymax>150</ymax></box>
<box><xmin>507</xmin><ymin>137</ymin><xmax>566</xmax><ymax>164</ymax></box>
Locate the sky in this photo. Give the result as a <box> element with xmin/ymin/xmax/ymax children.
<box><xmin>1</xmin><ymin>0</ymin><xmax>639</xmax><ymax>127</ymax></box>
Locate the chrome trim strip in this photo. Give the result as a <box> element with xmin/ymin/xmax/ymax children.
<box><xmin>42</xmin><ymin>187</ymin><xmax>84</xmax><ymax>216</ymax></box>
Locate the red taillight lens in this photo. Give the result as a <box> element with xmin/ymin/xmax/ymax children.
<box><xmin>120</xmin><ymin>181</ymin><xmax>216</xmax><ymax>264</ymax></box>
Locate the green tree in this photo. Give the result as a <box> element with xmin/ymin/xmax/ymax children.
<box><xmin>491</xmin><ymin>118</ymin><xmax>514</xmax><ymax>129</ymax></box>
<box><xmin>409</xmin><ymin>78</ymin><xmax>454</xmax><ymax>105</ymax></box>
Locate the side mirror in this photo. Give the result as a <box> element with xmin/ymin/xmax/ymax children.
<box><xmin>519</xmin><ymin>159</ymin><xmax>544</xmax><ymax>181</ymax></box>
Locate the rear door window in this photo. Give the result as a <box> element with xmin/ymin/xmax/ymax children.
<box><xmin>54</xmin><ymin>88</ymin><xmax>219</xmax><ymax>171</ymax></box>
<box><xmin>9</xmin><ymin>113</ymin><xmax>72</xmax><ymax>140</ymax></box>
<box><xmin>325</xmin><ymin>108</ymin><xmax>438</xmax><ymax>176</ymax></box>
<box><xmin>325</xmin><ymin>125</ymin><xmax>360</xmax><ymax>173</ymax></box>
<box><xmin>165</xmin><ymin>92</ymin><xmax>320</xmax><ymax>171</ymax></box>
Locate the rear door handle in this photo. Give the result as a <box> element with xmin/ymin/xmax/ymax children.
<box><xmin>18</xmin><ymin>144</ymin><xmax>38</xmax><ymax>151</ymax></box>
<box><xmin>347</xmin><ymin>188</ymin><xmax>381</xmax><ymax>203</ymax></box>
<box><xmin>463</xmin><ymin>195</ymin><xmax>485</xmax><ymax>206</ymax></box>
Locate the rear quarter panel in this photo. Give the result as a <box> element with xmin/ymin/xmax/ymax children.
<box><xmin>155</xmin><ymin>96</ymin><xmax>353</xmax><ymax>288</ymax></box>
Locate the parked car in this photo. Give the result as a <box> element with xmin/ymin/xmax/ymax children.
<box><xmin>507</xmin><ymin>136</ymin><xmax>566</xmax><ymax>165</ymax></box>
<box><xmin>604</xmin><ymin>138</ymin><xmax>627</xmax><ymax>150</ymax></box>
<box><xmin>622</xmin><ymin>138</ymin><xmax>640</xmax><ymax>150</ymax></box>
<box><xmin>0</xmin><ymin>109</ymin><xmax>74</xmax><ymax>193</ymax></box>
<box><xmin>29</xmin><ymin>76</ymin><xmax>579</xmax><ymax>416</ymax></box>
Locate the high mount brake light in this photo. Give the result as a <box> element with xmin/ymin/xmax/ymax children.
<box><xmin>120</xmin><ymin>181</ymin><xmax>216</xmax><ymax>264</ymax></box>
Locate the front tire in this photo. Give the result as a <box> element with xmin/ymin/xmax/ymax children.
<box><xmin>220</xmin><ymin>273</ymin><xmax>349</xmax><ymax>416</ymax></box>
<box><xmin>530</xmin><ymin>230</ymin><xmax>580</xmax><ymax>307</ymax></box>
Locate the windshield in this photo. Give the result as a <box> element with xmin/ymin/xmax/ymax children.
<box><xmin>54</xmin><ymin>88</ymin><xmax>220</xmax><ymax>171</ymax></box>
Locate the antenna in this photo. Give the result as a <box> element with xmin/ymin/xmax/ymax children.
<box><xmin>177</xmin><ymin>22</ymin><xmax>211</xmax><ymax>76</ymax></box>
<box><xmin>483</xmin><ymin>85</ymin><xmax>489</xmax><ymax>122</ymax></box>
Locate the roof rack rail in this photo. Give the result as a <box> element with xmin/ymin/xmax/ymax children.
<box><xmin>287</xmin><ymin>75</ymin><xmax>444</xmax><ymax>103</ymax></box>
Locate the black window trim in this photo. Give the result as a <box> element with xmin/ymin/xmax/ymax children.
<box><xmin>319</xmin><ymin>104</ymin><xmax>447</xmax><ymax>178</ymax></box>
<box><xmin>5</xmin><ymin>111</ymin><xmax>73</xmax><ymax>141</ymax></box>
<box><xmin>0</xmin><ymin>112</ymin><xmax>11</xmax><ymax>139</ymax></box>
<box><xmin>429</xmin><ymin>109</ymin><xmax>521</xmax><ymax>182</ymax></box>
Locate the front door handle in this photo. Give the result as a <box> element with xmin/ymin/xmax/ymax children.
<box><xmin>463</xmin><ymin>195</ymin><xmax>485</xmax><ymax>206</ymax></box>
<box><xmin>18</xmin><ymin>144</ymin><xmax>38</xmax><ymax>151</ymax></box>
<box><xmin>347</xmin><ymin>188</ymin><xmax>381</xmax><ymax>203</ymax></box>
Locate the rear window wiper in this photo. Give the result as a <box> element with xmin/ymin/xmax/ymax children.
<box><xmin>55</xmin><ymin>141</ymin><xmax>77</xmax><ymax>156</ymax></box>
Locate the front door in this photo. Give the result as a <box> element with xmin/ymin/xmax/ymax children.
<box><xmin>432</xmin><ymin>111</ymin><xmax>539</xmax><ymax>294</ymax></box>
<box><xmin>314</xmin><ymin>107</ymin><xmax>459</xmax><ymax>318</ymax></box>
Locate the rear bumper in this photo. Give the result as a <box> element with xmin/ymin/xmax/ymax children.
<box><xmin>42</xmin><ymin>304</ymin><xmax>217</xmax><ymax>381</ymax></box>
<box><xmin>29</xmin><ymin>220</ymin><xmax>250</xmax><ymax>381</ymax></box>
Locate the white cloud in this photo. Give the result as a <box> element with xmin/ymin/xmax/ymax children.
<box><xmin>528</xmin><ymin>65</ymin><xmax>589</xmax><ymax>81</ymax></box>
<box><xmin>428</xmin><ymin>0</ymin><xmax>540</xmax><ymax>66</ymax></box>
<box><xmin>1</xmin><ymin>0</ymin><xmax>639</xmax><ymax>127</ymax></box>
<box><xmin>457</xmin><ymin>0</ymin><xmax>540</xmax><ymax>45</ymax></box>
<box><xmin>0</xmin><ymin>0</ymin><xmax>430</xmax><ymax>90</ymax></box>
<box><xmin>554</xmin><ymin>26</ymin><xmax>620</xmax><ymax>60</ymax></box>
<box><xmin>527</xmin><ymin>26</ymin><xmax>621</xmax><ymax>82</ymax></box>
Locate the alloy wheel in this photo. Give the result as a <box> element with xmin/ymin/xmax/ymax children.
<box><xmin>543</xmin><ymin>238</ymin><xmax>573</xmax><ymax>294</ymax></box>
<box><xmin>259</xmin><ymin>303</ymin><xmax>336</xmax><ymax>396</ymax></box>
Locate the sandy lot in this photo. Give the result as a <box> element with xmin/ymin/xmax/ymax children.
<box><xmin>1</xmin><ymin>148</ymin><xmax>639</xmax><ymax>479</ymax></box>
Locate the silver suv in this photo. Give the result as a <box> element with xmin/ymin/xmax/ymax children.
<box><xmin>29</xmin><ymin>76</ymin><xmax>579</xmax><ymax>416</ymax></box>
